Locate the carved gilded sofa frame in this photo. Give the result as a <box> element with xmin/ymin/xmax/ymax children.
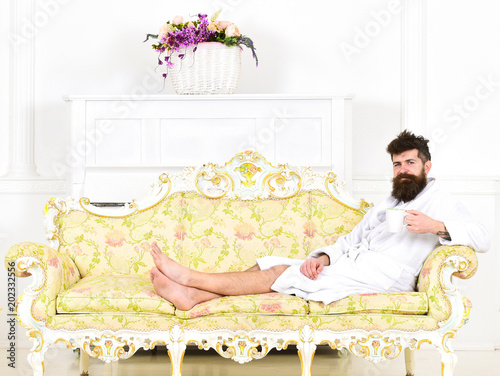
<box><xmin>6</xmin><ymin>151</ymin><xmax>478</xmax><ymax>376</ymax></box>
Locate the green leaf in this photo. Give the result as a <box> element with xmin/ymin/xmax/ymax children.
<box><xmin>273</xmin><ymin>227</ymin><xmax>283</xmax><ymax>236</ymax></box>
<box><xmin>210</xmin><ymin>9</ymin><xmax>222</xmax><ymax>22</ymax></box>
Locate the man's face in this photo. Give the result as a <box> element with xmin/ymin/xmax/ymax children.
<box><xmin>391</xmin><ymin>149</ymin><xmax>431</xmax><ymax>202</ymax></box>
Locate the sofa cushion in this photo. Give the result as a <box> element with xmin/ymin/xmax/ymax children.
<box><xmin>57</xmin><ymin>274</ymin><xmax>175</xmax><ymax>315</ymax></box>
<box><xmin>308</xmin><ymin>292</ymin><xmax>429</xmax><ymax>315</ymax></box>
<box><xmin>175</xmin><ymin>292</ymin><xmax>309</xmax><ymax>319</ymax></box>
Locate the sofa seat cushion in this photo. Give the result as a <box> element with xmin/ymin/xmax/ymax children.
<box><xmin>57</xmin><ymin>274</ymin><xmax>175</xmax><ymax>315</ymax></box>
<box><xmin>175</xmin><ymin>292</ymin><xmax>309</xmax><ymax>319</ymax></box>
<box><xmin>309</xmin><ymin>292</ymin><xmax>429</xmax><ymax>315</ymax></box>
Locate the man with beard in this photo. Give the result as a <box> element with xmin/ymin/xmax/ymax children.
<box><xmin>149</xmin><ymin>131</ymin><xmax>489</xmax><ymax>310</ymax></box>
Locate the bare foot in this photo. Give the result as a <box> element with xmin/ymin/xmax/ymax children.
<box><xmin>150</xmin><ymin>241</ymin><xmax>192</xmax><ymax>285</ymax></box>
<box><xmin>149</xmin><ymin>269</ymin><xmax>156</xmax><ymax>284</ymax></box>
<box><xmin>150</xmin><ymin>267</ymin><xmax>219</xmax><ymax>311</ymax></box>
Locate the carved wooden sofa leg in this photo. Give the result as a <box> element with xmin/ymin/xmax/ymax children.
<box><xmin>404</xmin><ymin>348</ymin><xmax>415</xmax><ymax>376</ymax></box>
<box><xmin>438</xmin><ymin>348</ymin><xmax>457</xmax><ymax>376</ymax></box>
<box><xmin>296</xmin><ymin>326</ymin><xmax>317</xmax><ymax>376</ymax></box>
<box><xmin>27</xmin><ymin>348</ymin><xmax>48</xmax><ymax>376</ymax></box>
<box><xmin>27</xmin><ymin>331</ymin><xmax>49</xmax><ymax>376</ymax></box>
<box><xmin>167</xmin><ymin>342</ymin><xmax>187</xmax><ymax>376</ymax></box>
<box><xmin>79</xmin><ymin>350</ymin><xmax>90</xmax><ymax>376</ymax></box>
<box><xmin>296</xmin><ymin>342</ymin><xmax>317</xmax><ymax>376</ymax></box>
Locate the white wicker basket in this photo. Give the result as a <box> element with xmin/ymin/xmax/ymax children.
<box><xmin>169</xmin><ymin>42</ymin><xmax>242</xmax><ymax>95</ymax></box>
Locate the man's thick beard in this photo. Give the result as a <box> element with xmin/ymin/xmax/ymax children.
<box><xmin>392</xmin><ymin>170</ymin><xmax>427</xmax><ymax>203</ymax></box>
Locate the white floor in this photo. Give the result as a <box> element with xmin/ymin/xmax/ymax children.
<box><xmin>2</xmin><ymin>346</ymin><xmax>499</xmax><ymax>375</ymax></box>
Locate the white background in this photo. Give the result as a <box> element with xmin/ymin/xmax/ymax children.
<box><xmin>0</xmin><ymin>0</ymin><xmax>499</xmax><ymax>354</ymax></box>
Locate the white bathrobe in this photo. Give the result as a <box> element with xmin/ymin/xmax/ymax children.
<box><xmin>256</xmin><ymin>178</ymin><xmax>490</xmax><ymax>304</ymax></box>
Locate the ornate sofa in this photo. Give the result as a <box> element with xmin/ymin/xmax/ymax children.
<box><xmin>5</xmin><ymin>151</ymin><xmax>478</xmax><ymax>376</ymax></box>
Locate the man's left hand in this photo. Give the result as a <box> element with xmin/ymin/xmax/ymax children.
<box><xmin>405</xmin><ymin>210</ymin><xmax>445</xmax><ymax>235</ymax></box>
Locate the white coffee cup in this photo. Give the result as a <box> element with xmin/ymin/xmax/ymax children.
<box><xmin>386</xmin><ymin>208</ymin><xmax>407</xmax><ymax>233</ymax></box>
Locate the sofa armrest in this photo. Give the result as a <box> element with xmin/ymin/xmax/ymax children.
<box><xmin>5</xmin><ymin>242</ymin><xmax>81</xmax><ymax>323</ymax></box>
<box><xmin>417</xmin><ymin>245</ymin><xmax>478</xmax><ymax>323</ymax></box>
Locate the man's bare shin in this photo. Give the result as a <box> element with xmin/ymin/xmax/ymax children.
<box><xmin>187</xmin><ymin>265</ymin><xmax>288</xmax><ymax>296</ymax></box>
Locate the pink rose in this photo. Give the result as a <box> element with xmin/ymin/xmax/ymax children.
<box><xmin>303</xmin><ymin>221</ymin><xmax>317</xmax><ymax>238</ymax></box>
<box><xmin>216</xmin><ymin>20</ymin><xmax>231</xmax><ymax>30</ymax></box>
<box><xmin>261</xmin><ymin>303</ymin><xmax>282</xmax><ymax>313</ymax></box>
<box><xmin>174</xmin><ymin>224</ymin><xmax>186</xmax><ymax>240</ymax></box>
<box><xmin>225</xmin><ymin>23</ymin><xmax>241</xmax><ymax>37</ymax></box>
<box><xmin>105</xmin><ymin>230</ymin><xmax>126</xmax><ymax>247</ymax></box>
<box><xmin>189</xmin><ymin>308</ymin><xmax>210</xmax><ymax>318</ymax></box>
<box><xmin>48</xmin><ymin>257</ymin><xmax>59</xmax><ymax>268</ymax></box>
<box><xmin>234</xmin><ymin>223</ymin><xmax>256</xmax><ymax>240</ymax></box>
<box><xmin>171</xmin><ymin>16</ymin><xmax>184</xmax><ymax>25</ymax></box>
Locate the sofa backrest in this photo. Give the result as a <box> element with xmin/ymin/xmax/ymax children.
<box><xmin>55</xmin><ymin>193</ymin><xmax>184</xmax><ymax>277</ymax></box>
<box><xmin>55</xmin><ymin>190</ymin><xmax>364</xmax><ymax>277</ymax></box>
<box><xmin>50</xmin><ymin>152</ymin><xmax>370</xmax><ymax>278</ymax></box>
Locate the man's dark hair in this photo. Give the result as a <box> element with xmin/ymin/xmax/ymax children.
<box><xmin>386</xmin><ymin>130</ymin><xmax>431</xmax><ymax>163</ymax></box>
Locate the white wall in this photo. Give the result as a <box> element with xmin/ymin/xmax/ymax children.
<box><xmin>425</xmin><ymin>0</ymin><xmax>500</xmax><ymax>350</ymax></box>
<box><xmin>0</xmin><ymin>0</ymin><xmax>9</xmax><ymax>177</ymax></box>
<box><xmin>0</xmin><ymin>0</ymin><xmax>499</xmax><ymax>352</ymax></box>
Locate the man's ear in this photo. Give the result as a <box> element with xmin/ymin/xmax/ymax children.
<box><xmin>425</xmin><ymin>160</ymin><xmax>432</xmax><ymax>175</ymax></box>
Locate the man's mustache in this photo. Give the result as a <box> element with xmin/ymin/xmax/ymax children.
<box><xmin>394</xmin><ymin>173</ymin><xmax>418</xmax><ymax>182</ymax></box>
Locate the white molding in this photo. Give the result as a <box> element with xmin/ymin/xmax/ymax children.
<box><xmin>0</xmin><ymin>178</ymin><xmax>67</xmax><ymax>194</ymax></box>
<box><xmin>401</xmin><ymin>0</ymin><xmax>427</xmax><ymax>134</ymax></box>
<box><xmin>6</xmin><ymin>0</ymin><xmax>38</xmax><ymax>178</ymax></box>
<box><xmin>62</xmin><ymin>93</ymin><xmax>356</xmax><ymax>101</ymax></box>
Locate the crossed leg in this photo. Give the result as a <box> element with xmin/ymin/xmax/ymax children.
<box><xmin>150</xmin><ymin>242</ymin><xmax>289</xmax><ymax>310</ymax></box>
<box><xmin>150</xmin><ymin>267</ymin><xmax>222</xmax><ymax>310</ymax></box>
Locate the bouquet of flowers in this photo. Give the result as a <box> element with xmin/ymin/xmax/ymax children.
<box><xmin>145</xmin><ymin>11</ymin><xmax>258</xmax><ymax>78</ymax></box>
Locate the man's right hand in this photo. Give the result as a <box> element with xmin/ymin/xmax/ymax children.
<box><xmin>300</xmin><ymin>254</ymin><xmax>330</xmax><ymax>280</ymax></box>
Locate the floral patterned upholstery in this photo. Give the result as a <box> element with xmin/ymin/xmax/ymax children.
<box><xmin>309</xmin><ymin>292</ymin><xmax>428</xmax><ymax>315</ymax></box>
<box><xmin>42</xmin><ymin>312</ymin><xmax>438</xmax><ymax>333</ymax></box>
<box><xmin>417</xmin><ymin>245</ymin><xmax>478</xmax><ymax>322</ymax></box>
<box><xmin>5</xmin><ymin>242</ymin><xmax>80</xmax><ymax>321</ymax></box>
<box><xmin>57</xmin><ymin>274</ymin><xmax>175</xmax><ymax>315</ymax></box>
<box><xmin>55</xmin><ymin>194</ymin><xmax>185</xmax><ymax>278</ymax></box>
<box><xmin>175</xmin><ymin>293</ymin><xmax>309</xmax><ymax>319</ymax></box>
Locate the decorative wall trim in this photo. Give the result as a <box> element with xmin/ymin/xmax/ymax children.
<box><xmin>6</xmin><ymin>0</ymin><xmax>38</xmax><ymax>178</ymax></box>
<box><xmin>401</xmin><ymin>0</ymin><xmax>427</xmax><ymax>134</ymax></box>
<box><xmin>0</xmin><ymin>179</ymin><xmax>67</xmax><ymax>194</ymax></box>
